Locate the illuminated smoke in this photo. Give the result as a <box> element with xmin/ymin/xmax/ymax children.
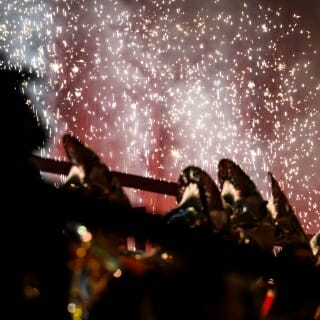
<box><xmin>1</xmin><ymin>0</ymin><xmax>319</xmax><ymax>233</ymax></box>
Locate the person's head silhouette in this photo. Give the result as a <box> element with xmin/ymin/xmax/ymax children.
<box><xmin>0</xmin><ymin>53</ymin><xmax>46</xmax><ymax>159</ymax></box>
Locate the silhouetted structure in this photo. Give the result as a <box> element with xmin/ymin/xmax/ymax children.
<box><xmin>5</xmin><ymin>52</ymin><xmax>319</xmax><ymax>320</ymax></box>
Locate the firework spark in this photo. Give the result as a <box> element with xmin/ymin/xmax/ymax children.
<box><xmin>1</xmin><ymin>0</ymin><xmax>319</xmax><ymax>233</ymax></box>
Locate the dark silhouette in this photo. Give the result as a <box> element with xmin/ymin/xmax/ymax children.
<box><xmin>5</xmin><ymin>51</ymin><xmax>319</xmax><ymax>320</ymax></box>
<box><xmin>163</xmin><ymin>165</ymin><xmax>230</xmax><ymax>237</ymax></box>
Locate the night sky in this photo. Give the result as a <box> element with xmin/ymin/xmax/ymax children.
<box><xmin>1</xmin><ymin>0</ymin><xmax>319</xmax><ymax>233</ymax></box>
